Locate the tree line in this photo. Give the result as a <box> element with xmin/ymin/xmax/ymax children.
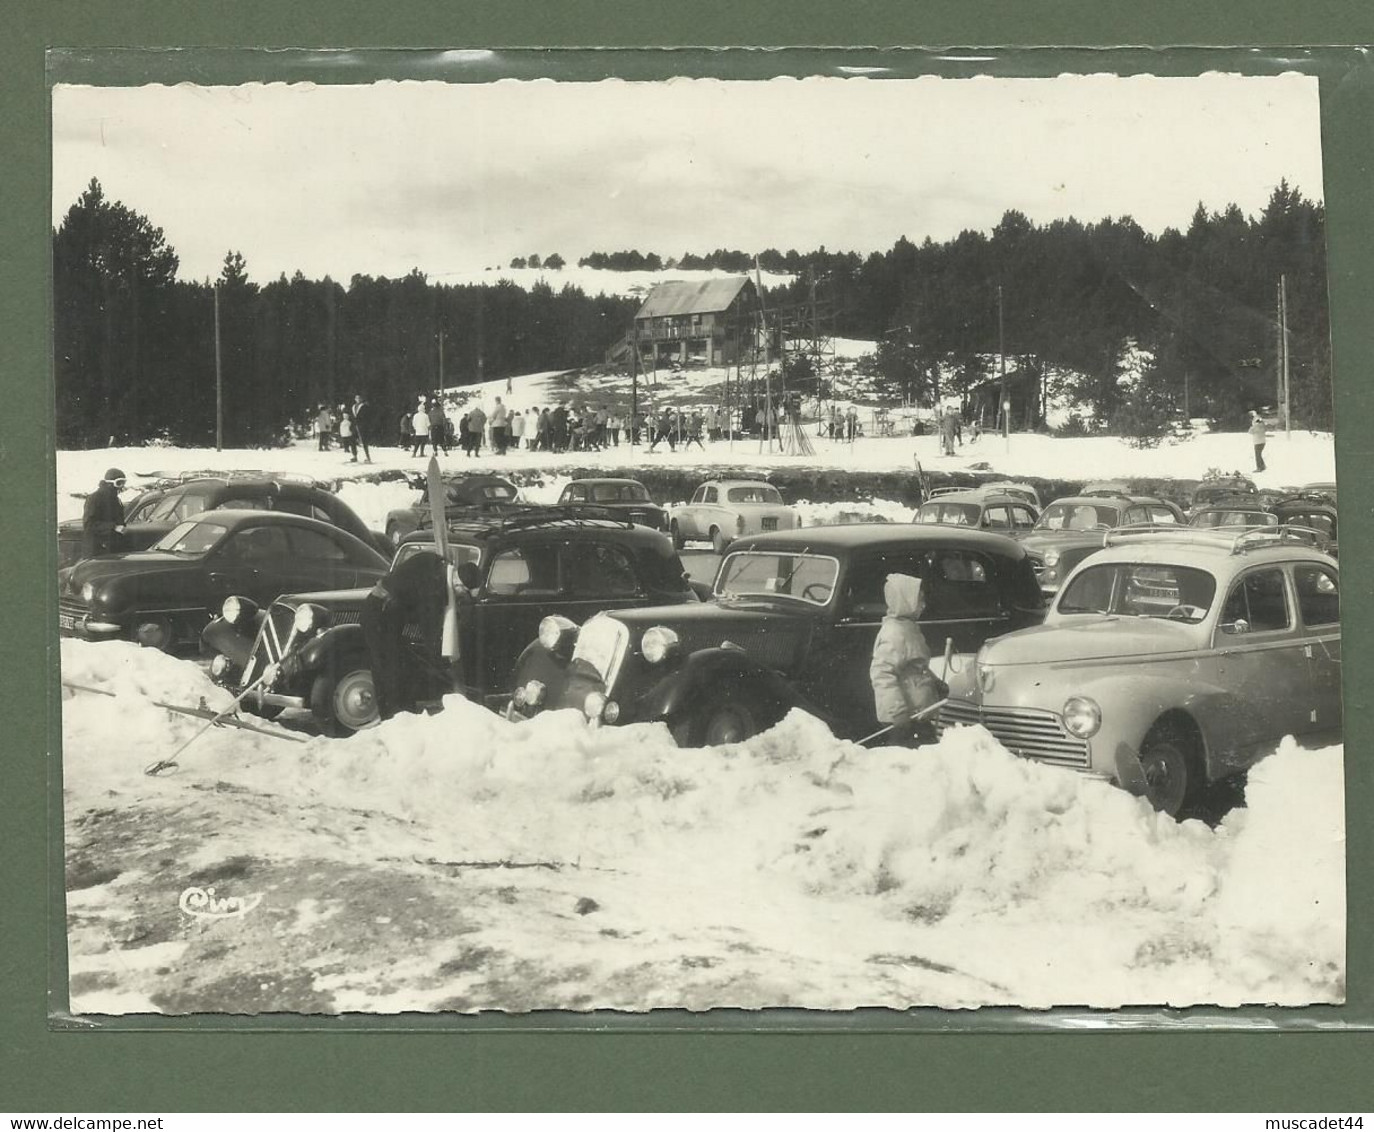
<box><xmin>53</xmin><ymin>177</ymin><xmax>1330</xmax><ymax>448</ymax></box>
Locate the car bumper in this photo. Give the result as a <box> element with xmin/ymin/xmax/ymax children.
<box><xmin>57</xmin><ymin>609</ymin><xmax>123</xmax><ymax>639</ymax></box>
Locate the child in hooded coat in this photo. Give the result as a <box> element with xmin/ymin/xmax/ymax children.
<box><xmin>869</xmin><ymin>573</ymin><xmax>949</xmax><ymax>746</ymax></box>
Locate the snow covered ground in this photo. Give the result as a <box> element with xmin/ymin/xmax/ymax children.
<box><xmin>60</xmin><ymin>639</ymin><xmax>1344</xmax><ymax>1014</ymax></box>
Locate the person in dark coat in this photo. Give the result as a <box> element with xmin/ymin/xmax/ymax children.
<box><xmin>351</xmin><ymin>395</ymin><xmax>372</xmax><ymax>463</ymax></box>
<box><xmin>360</xmin><ymin>550</ymin><xmax>451</xmax><ymax>721</ymax></box>
<box><xmin>429</xmin><ymin>398</ymin><xmax>450</xmax><ymax>457</ymax></box>
<box><xmin>82</xmin><ymin>467</ymin><xmax>127</xmax><ymax>559</ymax></box>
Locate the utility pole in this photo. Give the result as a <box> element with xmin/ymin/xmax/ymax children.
<box><xmin>998</xmin><ymin>283</ymin><xmax>1009</xmax><ymax>452</ymax></box>
<box><xmin>629</xmin><ymin>322</ymin><xmax>639</xmax><ymax>449</ymax></box>
<box><xmin>437</xmin><ymin>328</ymin><xmax>445</xmax><ymax>391</ymax></box>
<box><xmin>1280</xmin><ymin>273</ymin><xmax>1292</xmax><ymax>438</ymax></box>
<box><xmin>213</xmin><ymin>280</ymin><xmax>223</xmax><ymax>452</ymax></box>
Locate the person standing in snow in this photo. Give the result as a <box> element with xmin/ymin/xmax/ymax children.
<box><xmin>490</xmin><ymin>396</ymin><xmax>509</xmax><ymax>455</ymax></box>
<box><xmin>510</xmin><ymin>408</ymin><xmax>526</xmax><ymax>451</ymax></box>
<box><xmin>398</xmin><ymin>407</ymin><xmax>413</xmax><ymax>450</ymax></box>
<box><xmin>467</xmin><ymin>403</ymin><xmax>487</xmax><ymax>457</ymax></box>
<box><xmin>411</xmin><ymin>399</ymin><xmax>431</xmax><ymax>457</ymax></box>
<box><xmin>1249</xmin><ymin>411</ymin><xmax>1269</xmax><ymax>472</ymax></box>
<box><xmin>82</xmin><ymin>467</ymin><xmax>127</xmax><ymax>559</ymax></box>
<box><xmin>429</xmin><ymin>397</ymin><xmax>450</xmax><ymax>457</ymax></box>
<box><xmin>351</xmin><ymin>394</ymin><xmax>372</xmax><ymax>463</ymax></box>
<box><xmin>339</xmin><ymin>405</ymin><xmax>357</xmax><ymax>461</ymax></box>
<box><xmin>315</xmin><ymin>404</ymin><xmax>334</xmax><ymax>451</ymax></box>
<box><xmin>869</xmin><ymin>574</ymin><xmax>949</xmax><ymax>747</ymax></box>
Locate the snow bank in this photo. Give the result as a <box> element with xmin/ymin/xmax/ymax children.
<box><xmin>60</xmin><ymin>640</ymin><xmax>1345</xmax><ymax>1009</ymax></box>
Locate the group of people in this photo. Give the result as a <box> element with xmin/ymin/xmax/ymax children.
<box><xmin>311</xmin><ymin>396</ymin><xmax>373</xmax><ymax>463</ymax></box>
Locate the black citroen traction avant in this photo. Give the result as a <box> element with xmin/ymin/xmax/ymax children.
<box><xmin>507</xmin><ymin>523</ymin><xmax>1046</xmax><ymax>747</ymax></box>
<box><xmin>201</xmin><ymin>507</ymin><xmax>700</xmax><ymax>735</ymax></box>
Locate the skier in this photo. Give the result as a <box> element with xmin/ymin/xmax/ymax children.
<box><xmin>869</xmin><ymin>574</ymin><xmax>949</xmax><ymax>747</ymax></box>
<box><xmin>360</xmin><ymin>550</ymin><xmax>458</xmax><ymax>721</ymax></box>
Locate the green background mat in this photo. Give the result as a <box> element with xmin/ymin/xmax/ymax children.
<box><xmin>7</xmin><ymin>2</ymin><xmax>1374</xmax><ymax>1112</ymax></box>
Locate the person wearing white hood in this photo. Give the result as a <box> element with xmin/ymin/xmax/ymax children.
<box><xmin>869</xmin><ymin>573</ymin><xmax>948</xmax><ymax>746</ymax></box>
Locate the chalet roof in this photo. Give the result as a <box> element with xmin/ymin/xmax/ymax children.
<box><xmin>634</xmin><ymin>276</ymin><xmax>752</xmax><ymax>320</ymax></box>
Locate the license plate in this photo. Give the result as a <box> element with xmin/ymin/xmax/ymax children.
<box><xmin>762</xmin><ymin>517</ymin><xmax>778</xmax><ymax>531</ymax></box>
<box><xmin>58</xmin><ymin>613</ymin><xmax>77</xmax><ymax>630</ymax></box>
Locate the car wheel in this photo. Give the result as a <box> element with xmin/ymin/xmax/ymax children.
<box><xmin>1138</xmin><ymin>721</ymin><xmax>1204</xmax><ymax>819</ymax></box>
<box><xmin>710</xmin><ymin>526</ymin><xmax>730</xmax><ymax>555</ymax></box>
<box><xmin>133</xmin><ymin>616</ymin><xmax>174</xmax><ymax>651</ymax></box>
<box><xmin>310</xmin><ymin>667</ymin><xmax>379</xmax><ymax>735</ymax></box>
<box><xmin>670</xmin><ymin>520</ymin><xmax>685</xmax><ymax>550</ymax></box>
<box><xmin>676</xmin><ymin>687</ymin><xmax>762</xmax><ymax>748</ymax></box>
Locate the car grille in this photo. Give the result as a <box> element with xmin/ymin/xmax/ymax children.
<box><xmin>938</xmin><ymin>702</ymin><xmax>1090</xmax><ymax>769</ymax></box>
<box><xmin>243</xmin><ymin>601</ymin><xmax>303</xmax><ymax>686</ymax></box>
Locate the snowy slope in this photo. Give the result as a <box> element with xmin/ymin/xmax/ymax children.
<box><xmin>60</xmin><ymin>639</ymin><xmax>1344</xmax><ymax>1014</ymax></box>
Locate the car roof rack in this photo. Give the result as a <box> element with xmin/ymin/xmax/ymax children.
<box><xmin>1102</xmin><ymin>523</ymin><xmax>1329</xmax><ymax>555</ymax></box>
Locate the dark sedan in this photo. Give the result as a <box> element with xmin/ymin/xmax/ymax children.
<box><xmin>510</xmin><ymin>524</ymin><xmax>1046</xmax><ymax>746</ymax></box>
<box><xmin>57</xmin><ymin>474</ymin><xmax>391</xmax><ymax>568</ymax></box>
<box><xmin>1019</xmin><ymin>493</ymin><xmax>1186</xmax><ymax>596</ymax></box>
<box><xmin>556</xmin><ymin>479</ymin><xmax>669</xmax><ymax>531</ymax></box>
<box><xmin>384</xmin><ymin>474</ymin><xmax>521</xmax><ymax>541</ymax></box>
<box><xmin>59</xmin><ymin>510</ymin><xmax>390</xmax><ymax>651</ymax></box>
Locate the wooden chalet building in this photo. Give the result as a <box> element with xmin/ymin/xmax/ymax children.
<box><xmin>617</xmin><ymin>276</ymin><xmax>762</xmax><ymax>368</ymax></box>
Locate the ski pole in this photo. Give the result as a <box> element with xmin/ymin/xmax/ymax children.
<box><xmin>144</xmin><ymin>662</ymin><xmax>281</xmax><ymax>776</ymax></box>
<box><xmin>856</xmin><ymin>698</ymin><xmax>950</xmax><ymax>747</ymax></box>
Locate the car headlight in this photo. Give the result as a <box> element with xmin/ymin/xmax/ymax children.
<box><xmin>1043</xmin><ymin>549</ymin><xmax>1061</xmax><ymax>567</ymax></box>
<box><xmin>292</xmin><ymin>603</ymin><xmax>329</xmax><ymax>635</ymax></box>
<box><xmin>1062</xmin><ymin>696</ymin><xmax>1102</xmax><ymax>738</ymax></box>
<box><xmin>602</xmin><ymin>700</ymin><xmax>621</xmax><ymax>724</ymax></box>
<box><xmin>209</xmin><ymin>653</ymin><xmax>237</xmax><ymax>681</ymax></box>
<box><xmin>583</xmin><ymin>691</ymin><xmax>608</xmax><ymax>721</ymax></box>
<box><xmin>80</xmin><ymin>582</ymin><xmax>95</xmax><ymax>603</ymax></box>
<box><xmin>640</xmin><ymin>626</ymin><xmax>680</xmax><ymax>665</ymax></box>
<box><xmin>222</xmin><ymin>595</ymin><xmax>259</xmax><ymax>625</ymax></box>
<box><xmin>538</xmin><ymin>615</ymin><xmax>578</xmax><ymax>653</ymax></box>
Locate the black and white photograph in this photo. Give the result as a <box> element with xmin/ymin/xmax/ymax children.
<box><xmin>52</xmin><ymin>66</ymin><xmax>1343</xmax><ymax>1015</ymax></box>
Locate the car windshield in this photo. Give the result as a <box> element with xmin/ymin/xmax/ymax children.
<box><xmin>148</xmin><ymin>491</ymin><xmax>212</xmax><ymax>523</ymax></box>
<box><xmin>591</xmin><ymin>483</ymin><xmax>650</xmax><ymax>503</ymax></box>
<box><xmin>915</xmin><ymin>502</ymin><xmax>980</xmax><ymax>525</ymax></box>
<box><xmin>1034</xmin><ymin>502</ymin><xmax>1119</xmax><ymax>532</ymax></box>
<box><xmin>726</xmin><ymin>486</ymin><xmax>782</xmax><ymax>504</ymax></box>
<box><xmin>447</xmin><ymin>482</ymin><xmax>516</xmax><ymax>503</ymax></box>
<box><xmin>1190</xmin><ymin>509</ymin><xmax>1277</xmax><ymax>529</ymax></box>
<box><xmin>1057</xmin><ymin>562</ymin><xmax>1218</xmax><ymax>622</ymax></box>
<box><xmin>716</xmin><ymin>551</ymin><xmax>837</xmax><ymax>605</ymax></box>
<box><xmin>393</xmin><ymin>541</ymin><xmax>482</xmax><ymax>570</ymax></box>
<box><xmin>152</xmin><ymin>520</ymin><xmax>229</xmax><ymax>555</ymax></box>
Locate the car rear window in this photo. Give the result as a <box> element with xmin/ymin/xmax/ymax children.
<box><xmin>1035</xmin><ymin>502</ymin><xmax>1119</xmax><ymax>531</ymax></box>
<box><xmin>915</xmin><ymin>502</ymin><xmax>979</xmax><ymax>525</ymax></box>
<box><xmin>727</xmin><ymin>486</ymin><xmax>782</xmax><ymax>504</ymax></box>
<box><xmin>1190</xmin><ymin>510</ymin><xmax>1277</xmax><ymax>529</ymax></box>
<box><xmin>591</xmin><ymin>483</ymin><xmax>650</xmax><ymax>503</ymax></box>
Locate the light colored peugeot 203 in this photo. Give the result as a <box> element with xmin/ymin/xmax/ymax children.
<box><xmin>939</xmin><ymin>527</ymin><xmax>1341</xmax><ymax>817</ymax></box>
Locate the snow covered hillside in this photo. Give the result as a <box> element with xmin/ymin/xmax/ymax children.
<box><xmin>61</xmin><ymin>640</ymin><xmax>1344</xmax><ymax>1014</ymax></box>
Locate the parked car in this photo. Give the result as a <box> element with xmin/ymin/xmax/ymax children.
<box><xmin>203</xmin><ymin>510</ymin><xmax>699</xmax><ymax>734</ymax></box>
<box><xmin>57</xmin><ymin>473</ymin><xmax>391</xmax><ymax>568</ymax></box>
<box><xmin>1190</xmin><ymin>474</ymin><xmax>1257</xmax><ymax>512</ymax></box>
<box><xmin>1300</xmin><ymin>481</ymin><xmax>1338</xmax><ymax>506</ymax></box>
<box><xmin>940</xmin><ymin>527</ymin><xmax>1341</xmax><ymax>817</ymax></box>
<box><xmin>58</xmin><ymin>510</ymin><xmax>391</xmax><ymax>651</ymax></box>
<box><xmin>1269</xmin><ymin>492</ymin><xmax>1339</xmax><ymax>557</ymax></box>
<box><xmin>556</xmin><ymin>479</ymin><xmax>669</xmax><ymax>532</ymax></box>
<box><xmin>1019</xmin><ymin>493</ymin><xmax>1186</xmax><ymax>596</ymax></box>
<box><xmin>509</xmin><ymin>524</ymin><xmax>1046</xmax><ymax>746</ymax></box>
<box><xmin>668</xmin><ymin>479</ymin><xmax>801</xmax><ymax>553</ymax></box>
<box><xmin>1188</xmin><ymin>495</ymin><xmax>1279</xmax><ymax>532</ymax></box>
<box><xmin>912</xmin><ymin>490</ymin><xmax>1039</xmax><ymax>533</ymax></box>
<box><xmin>980</xmin><ymin>481</ymin><xmax>1043</xmax><ymax>509</ymax></box>
<box><xmin>384</xmin><ymin>474</ymin><xmax>521</xmax><ymax>542</ymax></box>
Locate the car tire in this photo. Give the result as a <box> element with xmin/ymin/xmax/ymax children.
<box><xmin>1138</xmin><ymin>720</ymin><xmax>1205</xmax><ymax>819</ymax></box>
<box><xmin>710</xmin><ymin>526</ymin><xmax>730</xmax><ymax>555</ymax></box>
<box><xmin>670</xmin><ymin>520</ymin><xmax>685</xmax><ymax>550</ymax></box>
<box><xmin>675</xmin><ymin>686</ymin><xmax>763</xmax><ymax>748</ymax></box>
<box><xmin>310</xmin><ymin>667</ymin><xmax>380</xmax><ymax>736</ymax></box>
<box><xmin>133</xmin><ymin>615</ymin><xmax>174</xmax><ymax>652</ymax></box>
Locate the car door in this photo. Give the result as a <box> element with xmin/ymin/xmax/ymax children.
<box><xmin>203</xmin><ymin>523</ymin><xmax>295</xmax><ymax>610</ymax></box>
<box><xmin>681</xmin><ymin>486</ymin><xmax>706</xmax><ymax>537</ymax></box>
<box><xmin>470</xmin><ymin>540</ymin><xmax>563</xmax><ymax>694</ymax></box>
<box><xmin>283</xmin><ymin>525</ymin><xmax>379</xmax><ymax>591</ymax></box>
<box><xmin>1211</xmin><ymin>564</ymin><xmax>1316</xmax><ymax>764</ymax></box>
<box><xmin>1292</xmin><ymin>562</ymin><xmax>1342</xmax><ymax>734</ymax></box>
